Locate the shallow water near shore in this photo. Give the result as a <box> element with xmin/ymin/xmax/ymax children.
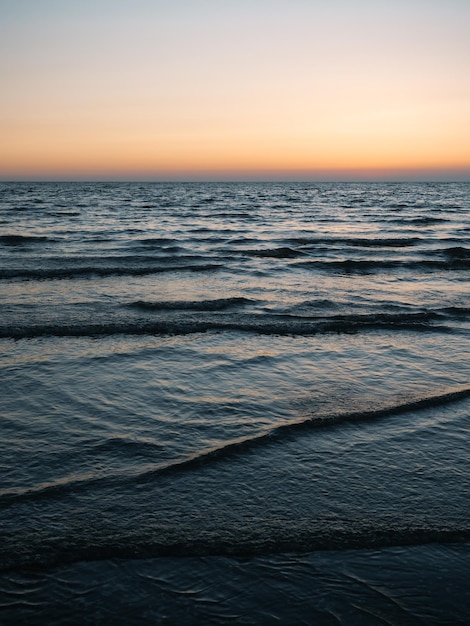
<box><xmin>2</xmin><ymin>543</ymin><xmax>470</xmax><ymax>625</ymax></box>
<box><xmin>1</xmin><ymin>181</ymin><xmax>469</xmax><ymax>623</ymax></box>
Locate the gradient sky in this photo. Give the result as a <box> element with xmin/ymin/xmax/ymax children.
<box><xmin>1</xmin><ymin>0</ymin><xmax>469</xmax><ymax>181</ymax></box>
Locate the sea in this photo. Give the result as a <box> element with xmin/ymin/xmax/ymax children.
<box><xmin>0</xmin><ymin>181</ymin><xmax>469</xmax><ymax>625</ymax></box>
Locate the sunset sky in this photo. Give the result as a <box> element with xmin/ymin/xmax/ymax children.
<box><xmin>1</xmin><ymin>0</ymin><xmax>469</xmax><ymax>181</ymax></box>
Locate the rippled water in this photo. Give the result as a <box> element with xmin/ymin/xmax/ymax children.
<box><xmin>1</xmin><ymin>182</ymin><xmax>469</xmax><ymax>624</ymax></box>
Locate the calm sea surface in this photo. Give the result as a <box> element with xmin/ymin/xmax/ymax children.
<box><xmin>1</xmin><ymin>182</ymin><xmax>469</xmax><ymax>624</ymax></box>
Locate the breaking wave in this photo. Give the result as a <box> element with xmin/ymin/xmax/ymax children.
<box><xmin>1</xmin><ymin>516</ymin><xmax>469</xmax><ymax>572</ymax></box>
<box><xmin>0</xmin><ymin>234</ymin><xmax>53</xmax><ymax>246</ymax></box>
<box><xmin>0</xmin><ymin>310</ymin><xmax>454</xmax><ymax>339</ymax></box>
<box><xmin>2</xmin><ymin>386</ymin><xmax>468</xmax><ymax>507</ymax></box>
<box><xmin>128</xmin><ymin>297</ymin><xmax>254</xmax><ymax>312</ymax></box>
<box><xmin>0</xmin><ymin>263</ymin><xmax>222</xmax><ymax>280</ymax></box>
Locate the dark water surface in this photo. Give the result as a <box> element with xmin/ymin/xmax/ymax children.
<box><xmin>1</xmin><ymin>182</ymin><xmax>469</xmax><ymax>624</ymax></box>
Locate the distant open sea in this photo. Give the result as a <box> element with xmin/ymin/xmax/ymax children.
<box><xmin>1</xmin><ymin>181</ymin><xmax>469</xmax><ymax>624</ymax></box>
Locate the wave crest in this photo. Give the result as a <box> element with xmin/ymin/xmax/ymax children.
<box><xmin>2</xmin><ymin>386</ymin><xmax>468</xmax><ymax>506</ymax></box>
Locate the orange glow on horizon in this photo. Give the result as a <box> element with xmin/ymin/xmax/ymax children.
<box><xmin>1</xmin><ymin>126</ymin><xmax>468</xmax><ymax>181</ymax></box>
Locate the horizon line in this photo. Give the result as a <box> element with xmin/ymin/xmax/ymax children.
<box><xmin>2</xmin><ymin>169</ymin><xmax>469</xmax><ymax>185</ymax></box>
<box><xmin>1</xmin><ymin>178</ymin><xmax>469</xmax><ymax>184</ymax></box>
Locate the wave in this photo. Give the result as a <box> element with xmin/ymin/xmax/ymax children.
<box><xmin>291</xmin><ymin>298</ymin><xmax>338</xmax><ymax>310</ymax></box>
<box><xmin>0</xmin><ymin>311</ymin><xmax>452</xmax><ymax>339</ymax></box>
<box><xmin>242</xmin><ymin>247</ymin><xmax>305</xmax><ymax>259</ymax></box>
<box><xmin>128</xmin><ymin>297</ymin><xmax>254</xmax><ymax>312</ymax></box>
<box><xmin>405</xmin><ymin>216</ymin><xmax>449</xmax><ymax>225</ymax></box>
<box><xmin>128</xmin><ymin>385</ymin><xmax>470</xmax><ymax>484</ymax></box>
<box><xmin>0</xmin><ymin>263</ymin><xmax>222</xmax><ymax>280</ymax></box>
<box><xmin>286</xmin><ymin>236</ymin><xmax>421</xmax><ymax>248</ymax></box>
<box><xmin>441</xmin><ymin>306</ymin><xmax>470</xmax><ymax>317</ymax></box>
<box><xmin>441</xmin><ymin>246</ymin><xmax>470</xmax><ymax>260</ymax></box>
<box><xmin>2</xmin><ymin>386</ymin><xmax>469</xmax><ymax>507</ymax></box>
<box><xmin>135</xmin><ymin>237</ymin><xmax>182</xmax><ymax>247</ymax></box>
<box><xmin>345</xmin><ymin>237</ymin><xmax>421</xmax><ymax>248</ymax></box>
<box><xmin>0</xmin><ymin>235</ymin><xmax>52</xmax><ymax>246</ymax></box>
<box><xmin>294</xmin><ymin>259</ymin><xmax>470</xmax><ymax>272</ymax></box>
<box><xmin>46</xmin><ymin>210</ymin><xmax>81</xmax><ymax>217</ymax></box>
<box><xmin>1</xmin><ymin>515</ymin><xmax>469</xmax><ymax>572</ymax></box>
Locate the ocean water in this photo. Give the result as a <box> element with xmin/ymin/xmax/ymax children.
<box><xmin>0</xmin><ymin>181</ymin><xmax>469</xmax><ymax>624</ymax></box>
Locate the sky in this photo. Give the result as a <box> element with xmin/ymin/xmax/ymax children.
<box><xmin>1</xmin><ymin>0</ymin><xmax>469</xmax><ymax>181</ymax></box>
